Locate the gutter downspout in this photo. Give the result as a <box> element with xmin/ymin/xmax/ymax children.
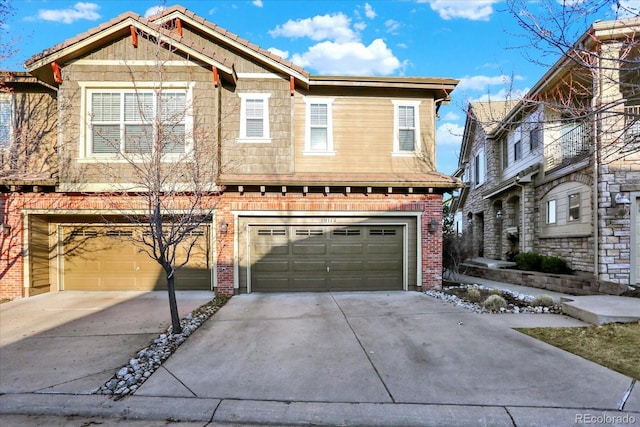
<box><xmin>592</xmin><ymin>58</ymin><xmax>601</xmax><ymax>282</ymax></box>
<box><xmin>514</xmin><ymin>178</ymin><xmax>526</xmax><ymax>253</ymax></box>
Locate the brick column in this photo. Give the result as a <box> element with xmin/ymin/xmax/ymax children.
<box><xmin>421</xmin><ymin>195</ymin><xmax>443</xmax><ymax>289</ymax></box>
<box><xmin>215</xmin><ymin>203</ymin><xmax>235</xmax><ymax>296</ymax></box>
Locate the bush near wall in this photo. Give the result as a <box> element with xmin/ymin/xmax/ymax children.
<box><xmin>515</xmin><ymin>252</ymin><xmax>570</xmax><ymax>274</ymax></box>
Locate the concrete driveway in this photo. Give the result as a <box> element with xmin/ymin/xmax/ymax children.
<box><xmin>0</xmin><ymin>291</ymin><xmax>214</xmax><ymax>394</ymax></box>
<box><xmin>1</xmin><ymin>291</ymin><xmax>638</xmax><ymax>426</ymax></box>
<box><xmin>137</xmin><ymin>292</ymin><xmax>638</xmax><ymax>408</ymax></box>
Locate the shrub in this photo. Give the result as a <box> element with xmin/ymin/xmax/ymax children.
<box><xmin>483</xmin><ymin>294</ymin><xmax>507</xmax><ymax>311</ymax></box>
<box><xmin>515</xmin><ymin>252</ymin><xmax>543</xmax><ymax>271</ymax></box>
<box><xmin>488</xmin><ymin>288</ymin><xmax>502</xmax><ymax>296</ymax></box>
<box><xmin>541</xmin><ymin>256</ymin><xmax>569</xmax><ymax>274</ymax></box>
<box><xmin>531</xmin><ymin>295</ymin><xmax>556</xmax><ymax>307</ymax></box>
<box><xmin>466</xmin><ymin>288</ymin><xmax>482</xmax><ymax>302</ymax></box>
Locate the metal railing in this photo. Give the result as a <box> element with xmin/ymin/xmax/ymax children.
<box><xmin>544</xmin><ymin>121</ymin><xmax>592</xmax><ymax>171</ymax></box>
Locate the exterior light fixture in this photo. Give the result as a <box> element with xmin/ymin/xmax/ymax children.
<box><xmin>428</xmin><ymin>218</ymin><xmax>439</xmax><ymax>233</ymax></box>
<box><xmin>1</xmin><ymin>224</ymin><xmax>10</xmax><ymax>235</ymax></box>
<box><xmin>496</xmin><ymin>210</ymin><xmax>503</xmax><ymax>220</ymax></box>
<box><xmin>219</xmin><ymin>219</ymin><xmax>228</xmax><ymax>234</ymax></box>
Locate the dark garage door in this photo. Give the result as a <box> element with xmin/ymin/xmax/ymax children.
<box><xmin>250</xmin><ymin>225</ymin><xmax>403</xmax><ymax>292</ymax></box>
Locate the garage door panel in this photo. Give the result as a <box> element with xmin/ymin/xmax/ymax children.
<box><xmin>291</xmin><ymin>277</ymin><xmax>327</xmax><ymax>289</ymax></box>
<box><xmin>292</xmin><ymin>244</ymin><xmax>327</xmax><ymax>255</ymax></box>
<box><xmin>292</xmin><ymin>261</ymin><xmax>325</xmax><ymax>272</ymax></box>
<box><xmin>330</xmin><ymin>261</ymin><xmax>364</xmax><ymax>272</ymax></box>
<box><xmin>254</xmin><ymin>261</ymin><xmax>289</xmax><ymax>273</ymax></box>
<box><xmin>330</xmin><ymin>244</ymin><xmax>364</xmax><ymax>255</ymax></box>
<box><xmin>253</xmin><ymin>243</ymin><xmax>288</xmax><ymax>257</ymax></box>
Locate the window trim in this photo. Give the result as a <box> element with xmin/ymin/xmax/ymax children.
<box><xmin>473</xmin><ymin>149</ymin><xmax>486</xmax><ymax>187</ymax></box>
<box><xmin>237</xmin><ymin>93</ymin><xmax>272</xmax><ymax>144</ymax></box>
<box><xmin>392</xmin><ymin>100</ymin><xmax>421</xmax><ymax>156</ymax></box>
<box><xmin>0</xmin><ymin>95</ymin><xmax>11</xmax><ymax>149</ymax></box>
<box><xmin>514</xmin><ymin>139</ymin><xmax>522</xmax><ymax>161</ymax></box>
<box><xmin>79</xmin><ymin>82</ymin><xmax>194</xmax><ymax>161</ymax></box>
<box><xmin>568</xmin><ymin>193</ymin><xmax>580</xmax><ymax>222</ymax></box>
<box><xmin>547</xmin><ymin>199</ymin><xmax>557</xmax><ymax>224</ymax></box>
<box><xmin>303</xmin><ymin>97</ymin><xmax>335</xmax><ymax>156</ymax></box>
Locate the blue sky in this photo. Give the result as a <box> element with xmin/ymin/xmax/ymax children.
<box><xmin>1</xmin><ymin>0</ymin><xmax>637</xmax><ymax>174</ymax></box>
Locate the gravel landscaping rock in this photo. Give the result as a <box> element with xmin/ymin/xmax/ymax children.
<box><xmin>96</xmin><ymin>296</ymin><xmax>229</xmax><ymax>398</ymax></box>
<box><xmin>425</xmin><ymin>283</ymin><xmax>563</xmax><ymax>314</ymax></box>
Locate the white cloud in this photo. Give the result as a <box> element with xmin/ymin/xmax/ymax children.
<box><xmin>144</xmin><ymin>6</ymin><xmax>165</xmax><ymax>18</ymax></box>
<box><xmin>437</xmin><ymin>122</ymin><xmax>464</xmax><ymax>146</ymax></box>
<box><xmin>442</xmin><ymin>111</ymin><xmax>461</xmax><ymax>121</ymax></box>
<box><xmin>290</xmin><ymin>39</ymin><xmax>401</xmax><ymax>75</ymax></box>
<box><xmin>456</xmin><ymin>74</ymin><xmax>512</xmax><ymax>92</ymax></box>
<box><xmin>269</xmin><ymin>13</ymin><xmax>358</xmax><ymax>43</ymax></box>
<box><xmin>421</xmin><ymin>0</ymin><xmax>499</xmax><ymax>21</ymax></box>
<box><xmin>37</xmin><ymin>2</ymin><xmax>101</xmax><ymax>24</ymax></box>
<box><xmin>364</xmin><ymin>3</ymin><xmax>376</xmax><ymax>19</ymax></box>
<box><xmin>354</xmin><ymin>21</ymin><xmax>367</xmax><ymax>31</ymax></box>
<box><xmin>267</xmin><ymin>47</ymin><xmax>289</xmax><ymax>60</ymax></box>
<box><xmin>385</xmin><ymin>19</ymin><xmax>401</xmax><ymax>34</ymax></box>
<box><xmin>472</xmin><ymin>87</ymin><xmax>528</xmax><ymax>102</ymax></box>
<box><xmin>253</xmin><ymin>0</ymin><xmax>264</xmax><ymax>7</ymax></box>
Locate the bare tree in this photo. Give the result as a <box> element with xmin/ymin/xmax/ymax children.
<box><xmin>87</xmin><ymin>30</ymin><xmax>226</xmax><ymax>334</ymax></box>
<box><xmin>503</xmin><ymin>0</ymin><xmax>640</xmax><ymax>163</ymax></box>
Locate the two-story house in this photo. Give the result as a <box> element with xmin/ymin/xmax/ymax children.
<box><xmin>0</xmin><ymin>6</ymin><xmax>461</xmax><ymax>300</ymax></box>
<box><xmin>454</xmin><ymin>17</ymin><xmax>640</xmax><ymax>289</ymax></box>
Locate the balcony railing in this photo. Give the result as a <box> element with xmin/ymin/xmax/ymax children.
<box><xmin>624</xmin><ymin>105</ymin><xmax>640</xmax><ymax>153</ymax></box>
<box><xmin>544</xmin><ymin>121</ymin><xmax>592</xmax><ymax>172</ymax></box>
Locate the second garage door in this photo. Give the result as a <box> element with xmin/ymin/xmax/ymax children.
<box><xmin>249</xmin><ymin>225</ymin><xmax>403</xmax><ymax>292</ymax></box>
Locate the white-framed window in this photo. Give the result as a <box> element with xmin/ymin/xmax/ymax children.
<box><xmin>0</xmin><ymin>96</ymin><xmax>11</xmax><ymax>149</ymax></box>
<box><xmin>392</xmin><ymin>100</ymin><xmax>420</xmax><ymax>155</ymax></box>
<box><xmin>547</xmin><ymin>199</ymin><xmax>557</xmax><ymax>224</ymax></box>
<box><xmin>514</xmin><ymin>139</ymin><xmax>522</xmax><ymax>161</ymax></box>
<box><xmin>473</xmin><ymin>149</ymin><xmax>486</xmax><ymax>187</ymax></box>
<box><xmin>83</xmin><ymin>84</ymin><xmax>192</xmax><ymax>159</ymax></box>
<box><xmin>303</xmin><ymin>97</ymin><xmax>334</xmax><ymax>155</ymax></box>
<box><xmin>568</xmin><ymin>193</ymin><xmax>580</xmax><ymax>221</ymax></box>
<box><xmin>238</xmin><ymin>93</ymin><xmax>271</xmax><ymax>143</ymax></box>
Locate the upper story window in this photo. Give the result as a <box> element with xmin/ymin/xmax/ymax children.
<box><xmin>514</xmin><ymin>139</ymin><xmax>522</xmax><ymax>161</ymax></box>
<box><xmin>473</xmin><ymin>149</ymin><xmax>486</xmax><ymax>187</ymax></box>
<box><xmin>546</xmin><ymin>199</ymin><xmax>557</xmax><ymax>224</ymax></box>
<box><xmin>238</xmin><ymin>93</ymin><xmax>271</xmax><ymax>143</ymax></box>
<box><xmin>501</xmin><ymin>138</ymin><xmax>508</xmax><ymax>170</ymax></box>
<box><xmin>568</xmin><ymin>193</ymin><xmax>580</xmax><ymax>221</ymax></box>
<box><xmin>304</xmin><ymin>97</ymin><xmax>334</xmax><ymax>155</ymax></box>
<box><xmin>529</xmin><ymin>127</ymin><xmax>541</xmax><ymax>151</ymax></box>
<box><xmin>392</xmin><ymin>100</ymin><xmax>420</xmax><ymax>156</ymax></box>
<box><xmin>0</xmin><ymin>97</ymin><xmax>11</xmax><ymax>149</ymax></box>
<box><xmin>85</xmin><ymin>86</ymin><xmax>191</xmax><ymax>158</ymax></box>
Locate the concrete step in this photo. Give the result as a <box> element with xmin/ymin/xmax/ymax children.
<box><xmin>561</xmin><ymin>296</ymin><xmax>640</xmax><ymax>325</ymax></box>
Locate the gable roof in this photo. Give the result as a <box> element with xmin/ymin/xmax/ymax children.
<box><xmin>148</xmin><ymin>5</ymin><xmax>309</xmax><ymax>85</ymax></box>
<box><xmin>24</xmin><ymin>10</ymin><xmax>239</xmax><ymax>86</ymax></box>
<box><xmin>457</xmin><ymin>100</ymin><xmax>517</xmax><ymax>168</ymax></box>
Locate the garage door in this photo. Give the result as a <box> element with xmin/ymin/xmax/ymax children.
<box><xmin>250</xmin><ymin>225</ymin><xmax>403</xmax><ymax>292</ymax></box>
<box><xmin>62</xmin><ymin>225</ymin><xmax>211</xmax><ymax>291</ymax></box>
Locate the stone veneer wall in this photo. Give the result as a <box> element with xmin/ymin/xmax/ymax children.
<box><xmin>460</xmin><ymin>264</ymin><xmax>627</xmax><ymax>296</ymax></box>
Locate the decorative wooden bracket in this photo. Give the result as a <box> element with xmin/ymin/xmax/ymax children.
<box><xmin>290</xmin><ymin>76</ymin><xmax>295</xmax><ymax>96</ymax></box>
<box><xmin>130</xmin><ymin>26</ymin><xmax>138</xmax><ymax>48</ymax></box>
<box><xmin>176</xmin><ymin>18</ymin><xmax>183</xmax><ymax>36</ymax></box>
<box><xmin>212</xmin><ymin>67</ymin><xmax>219</xmax><ymax>88</ymax></box>
<box><xmin>51</xmin><ymin>62</ymin><xmax>62</xmax><ymax>84</ymax></box>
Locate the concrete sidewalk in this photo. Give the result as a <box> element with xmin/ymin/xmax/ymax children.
<box><xmin>1</xmin><ymin>291</ymin><xmax>638</xmax><ymax>426</ymax></box>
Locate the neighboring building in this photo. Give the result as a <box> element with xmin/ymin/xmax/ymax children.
<box><xmin>0</xmin><ymin>6</ymin><xmax>461</xmax><ymax>299</ymax></box>
<box><xmin>453</xmin><ymin>18</ymin><xmax>640</xmax><ymax>287</ymax></box>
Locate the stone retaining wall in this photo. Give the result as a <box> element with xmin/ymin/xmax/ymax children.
<box><xmin>460</xmin><ymin>264</ymin><xmax>627</xmax><ymax>296</ymax></box>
